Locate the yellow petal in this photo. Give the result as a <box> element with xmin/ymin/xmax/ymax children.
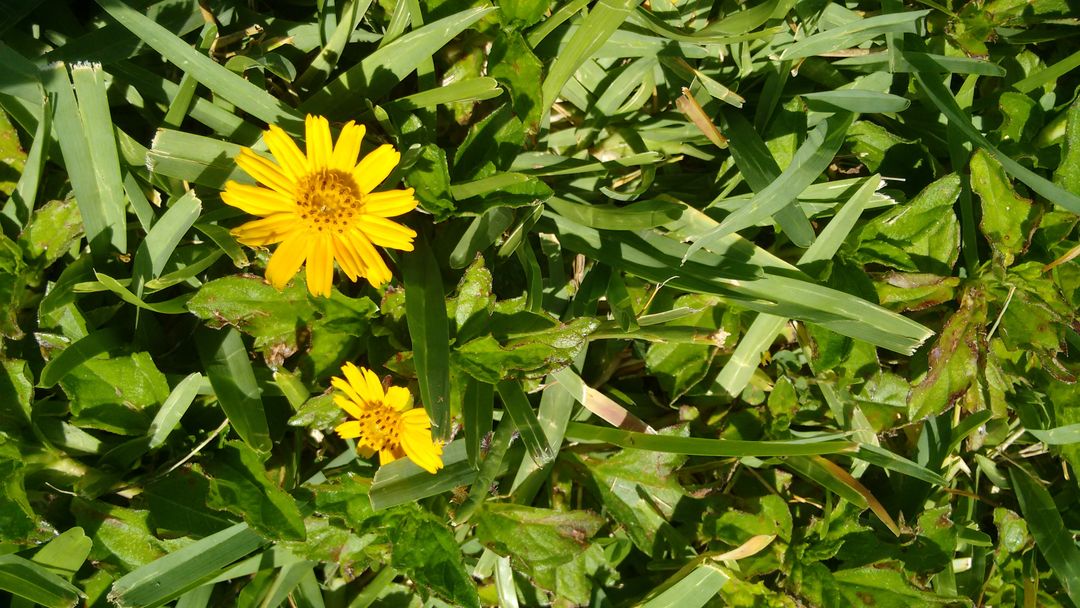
<box><xmin>363</xmin><ymin>188</ymin><xmax>418</xmax><ymax>218</ymax></box>
<box><xmin>335</xmin><ymin>420</ymin><xmax>362</xmax><ymax>439</ymax></box>
<box><xmin>353</xmin><ymin>144</ymin><xmax>400</xmax><ymax>194</ymax></box>
<box><xmin>333</xmin><ymin>394</ymin><xmax>365</xmax><ymax>420</ymax></box>
<box><xmin>402</xmin><ymin>428</ymin><xmax>443</xmax><ymax>474</ymax></box>
<box><xmin>356</xmin><ymin>443</ymin><xmax>376</xmax><ymax>458</ymax></box>
<box><xmin>222</xmin><ymin>182</ymin><xmax>295</xmax><ymax>216</ymax></box>
<box><xmin>305</xmin><ymin>114</ymin><xmax>333</xmax><ymax>170</ymax></box>
<box><xmin>401</xmin><ymin>407</ymin><xmax>431</xmax><ymax>428</ymax></box>
<box><xmin>332</xmin><ymin>232</ymin><xmax>365</xmax><ymax>282</ymax></box>
<box><xmin>305</xmin><ymin>235</ymin><xmax>334</xmax><ymax>298</ymax></box>
<box><xmin>358</xmin><ymin>215</ymin><xmax>417</xmax><ymax>251</ymax></box>
<box><xmin>237</xmin><ymin>148</ymin><xmax>296</xmax><ymax>196</ymax></box>
<box><xmin>386</xmin><ymin>386</ymin><xmax>413</xmax><ymax>412</ymax></box>
<box><xmin>343</xmin><ymin>364</ymin><xmax>384</xmax><ymax>404</ymax></box>
<box><xmin>331</xmin><ymin>121</ymin><xmax>366</xmax><ymax>172</ymax></box>
<box><xmin>265</xmin><ymin>233</ymin><xmax>311</xmax><ymax>290</ymax></box>
<box><xmin>348</xmin><ymin>231</ymin><xmax>393</xmax><ymax>287</ymax></box>
<box><xmin>379</xmin><ymin>449</ymin><xmax>397</xmax><ymax>465</ymax></box>
<box><xmin>264</xmin><ymin>125</ymin><xmax>309</xmax><ymax>182</ymax></box>
<box><xmin>231</xmin><ymin>213</ymin><xmax>302</xmax><ymax>246</ymax></box>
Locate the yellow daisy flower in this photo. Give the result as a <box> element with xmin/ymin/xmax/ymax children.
<box><xmin>222</xmin><ymin>115</ymin><xmax>418</xmax><ymax>297</ymax></box>
<box><xmin>331</xmin><ymin>363</ymin><xmax>444</xmax><ymax>474</ymax></box>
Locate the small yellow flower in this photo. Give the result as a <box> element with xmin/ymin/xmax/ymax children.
<box><xmin>222</xmin><ymin>115</ymin><xmax>418</xmax><ymax>297</ymax></box>
<box><xmin>331</xmin><ymin>363</ymin><xmax>444</xmax><ymax>474</ymax></box>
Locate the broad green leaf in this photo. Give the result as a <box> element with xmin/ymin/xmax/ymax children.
<box><xmin>909</xmin><ymin>288</ymin><xmax>987</xmax><ymax>420</ymax></box>
<box><xmin>875</xmin><ymin>273</ymin><xmax>960</xmax><ymax>312</ymax></box>
<box><xmin>30</xmin><ymin>527</ymin><xmax>92</xmax><ymax>580</ymax></box>
<box><xmin>0</xmin><ymin>233</ymin><xmax>24</xmax><ymax>338</ymax></box>
<box><xmin>404</xmin><ymin>144</ymin><xmax>455</xmax><ymax>220</ymax></box>
<box><xmin>18</xmin><ymin>198</ymin><xmax>83</xmax><ymax>268</ymax></box>
<box><xmin>198</xmin><ymin>441</ymin><xmax>306</xmax><ymax>542</ymax></box>
<box><xmin>0</xmin><ymin>435</ymin><xmax>36</xmax><ymax>541</ymax></box>
<box><xmin>476</xmin><ymin>503</ymin><xmax>605</xmax><ymax>604</ymax></box>
<box><xmin>971</xmin><ymin>149</ymin><xmax>1040</xmax><ymax>267</ymax></box>
<box><xmin>453</xmin><ymin>104</ymin><xmax>525</xmax><ymax>181</ymax></box>
<box><xmin>60</xmin><ymin>351</ymin><xmax>170</xmax><ymax>435</ymax></box>
<box><xmin>854</xmin><ymin>174</ymin><xmax>961</xmax><ymax>274</ymax></box>
<box><xmin>586</xmin><ymin>427</ymin><xmax>687</xmax><ymax>555</ymax></box>
<box><xmin>72</xmin><ymin>498</ymin><xmax>183</xmax><ymax>571</ymax></box>
<box><xmin>142</xmin><ymin>470</ymin><xmax>234</xmax><ymax>538</ymax></box>
<box><xmin>370</xmin><ymin>506</ymin><xmax>480</xmax><ymax>608</ymax></box>
<box><xmin>489</xmin><ymin>31</ymin><xmax>544</xmax><ymax>133</ymax></box>
<box><xmin>454</xmin><ymin>317</ymin><xmax>599</xmax><ymax>383</ymax></box>
<box><xmin>832</xmin><ymin>563</ymin><xmax>967</xmax><ymax>606</ymax></box>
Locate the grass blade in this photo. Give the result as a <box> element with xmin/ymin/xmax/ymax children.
<box><xmin>195</xmin><ymin>327</ymin><xmax>272</xmax><ymax>454</ymax></box>
<box><xmin>779</xmin><ymin>11</ymin><xmax>929</xmax><ymax>60</ymax></box>
<box><xmin>464</xmin><ymin>377</ymin><xmax>494</xmax><ymax>469</ymax></box>
<box><xmin>1010</xmin><ymin>467</ymin><xmax>1080</xmax><ymax>607</ymax></box>
<box><xmin>95</xmin><ymin>0</ymin><xmax>301</xmax><ymax>128</ymax></box>
<box><xmin>497</xmin><ymin>380</ymin><xmax>556</xmax><ymax>466</ymax></box>
<box><xmin>302</xmin><ymin>6</ymin><xmax>495</xmax><ymax>116</ymax></box>
<box><xmin>639</xmin><ymin>561</ymin><xmax>728</xmax><ymax>608</ymax></box>
<box><xmin>148</xmin><ymin>372</ymin><xmax>204</xmax><ymax>449</ymax></box>
<box><xmin>713</xmin><ymin>314</ymin><xmax>786</xmax><ymax>397</ymax></box>
<box><xmin>565</xmin><ymin>422</ymin><xmax>853</xmax><ymax>456</ymax></box>
<box><xmin>401</xmin><ymin>234</ymin><xmax>451</xmax><ymax>441</ymax></box>
<box><xmin>108</xmin><ymin>523</ymin><xmax>267</xmax><ymax>608</ymax></box>
<box><xmin>0</xmin><ymin>554</ymin><xmax>82</xmax><ymax>608</ymax></box>
<box><xmin>369</xmin><ymin>440</ymin><xmax>477</xmax><ymax>510</ymax></box>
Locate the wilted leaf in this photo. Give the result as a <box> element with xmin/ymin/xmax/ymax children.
<box><xmin>909</xmin><ymin>287</ymin><xmax>987</xmax><ymax>420</ymax></box>
<box><xmin>971</xmin><ymin>149</ymin><xmax>1041</xmax><ymax>267</ymax></box>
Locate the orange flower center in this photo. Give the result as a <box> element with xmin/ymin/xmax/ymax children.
<box><xmin>356</xmin><ymin>400</ymin><xmax>403</xmax><ymax>452</ymax></box>
<box><xmin>296</xmin><ymin>169</ymin><xmax>363</xmax><ymax>233</ymax></box>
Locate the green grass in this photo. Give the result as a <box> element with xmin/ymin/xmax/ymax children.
<box><xmin>0</xmin><ymin>0</ymin><xmax>1079</xmax><ymax>606</ymax></box>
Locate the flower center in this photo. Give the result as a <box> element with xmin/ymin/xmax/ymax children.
<box><xmin>357</xmin><ymin>401</ymin><xmax>403</xmax><ymax>452</ymax></box>
<box><xmin>296</xmin><ymin>169</ymin><xmax>363</xmax><ymax>233</ymax></box>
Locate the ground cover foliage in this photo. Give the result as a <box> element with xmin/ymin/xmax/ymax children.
<box><xmin>0</xmin><ymin>0</ymin><xmax>1079</xmax><ymax>605</ymax></box>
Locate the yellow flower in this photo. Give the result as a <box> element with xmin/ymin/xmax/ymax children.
<box><xmin>331</xmin><ymin>363</ymin><xmax>444</xmax><ymax>474</ymax></box>
<box><xmin>222</xmin><ymin>115</ymin><xmax>418</xmax><ymax>297</ymax></box>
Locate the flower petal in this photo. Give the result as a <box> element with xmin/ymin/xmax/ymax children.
<box><xmin>265</xmin><ymin>233</ymin><xmax>312</xmax><ymax>290</ymax></box>
<box><xmin>402</xmin><ymin>428</ymin><xmax>443</xmax><ymax>474</ymax></box>
<box><xmin>237</xmin><ymin>148</ymin><xmax>296</xmax><ymax>196</ymax></box>
<box><xmin>305</xmin><ymin>235</ymin><xmax>334</xmax><ymax>297</ymax></box>
<box><xmin>362</xmin><ymin>188</ymin><xmax>418</xmax><ymax>218</ymax></box>
<box><xmin>401</xmin><ymin>408</ymin><xmax>432</xmax><ymax>434</ymax></box>
<box><xmin>353</xmin><ymin>144</ymin><xmax>400</xmax><ymax>194</ymax></box>
<box><xmin>231</xmin><ymin>213</ymin><xmax>302</xmax><ymax>246</ymax></box>
<box><xmin>333</xmin><ymin>394</ymin><xmax>365</xmax><ymax>420</ymax></box>
<box><xmin>264</xmin><ymin>125</ymin><xmax>309</xmax><ymax>182</ymax></box>
<box><xmin>358</xmin><ymin>215</ymin><xmax>417</xmax><ymax>251</ymax></box>
<box><xmin>386</xmin><ymin>386</ymin><xmax>413</xmax><ymax>411</ymax></box>
<box><xmin>343</xmin><ymin>364</ymin><xmax>384</xmax><ymax>404</ymax></box>
<box><xmin>379</xmin><ymin>449</ymin><xmax>397</xmax><ymax>465</ymax></box>
<box><xmin>356</xmin><ymin>443</ymin><xmax>376</xmax><ymax>458</ymax></box>
<box><xmin>335</xmin><ymin>420</ymin><xmax>362</xmax><ymax>439</ymax></box>
<box><xmin>331</xmin><ymin>121</ymin><xmax>366</xmax><ymax>172</ymax></box>
<box><xmin>349</xmin><ymin>230</ymin><xmax>393</xmax><ymax>287</ymax></box>
<box><xmin>305</xmin><ymin>114</ymin><xmax>333</xmax><ymax>170</ymax></box>
<box><xmin>222</xmin><ymin>182</ymin><xmax>295</xmax><ymax>216</ymax></box>
<box><xmin>332</xmin><ymin>232</ymin><xmax>365</xmax><ymax>282</ymax></box>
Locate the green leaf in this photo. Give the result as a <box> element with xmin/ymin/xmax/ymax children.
<box><xmin>875</xmin><ymin>273</ymin><xmax>960</xmax><ymax>313</ymax></box>
<box><xmin>909</xmin><ymin>288</ymin><xmax>987</xmax><ymax>420</ymax></box>
<box><xmin>475</xmin><ymin>503</ymin><xmax>605</xmax><ymax>603</ymax></box>
<box><xmin>0</xmin><ymin>554</ymin><xmax>82</xmax><ymax>608</ymax></box>
<box><xmin>0</xmin><ymin>435</ymin><xmax>36</xmax><ymax>541</ymax></box>
<box><xmin>195</xmin><ymin>327</ymin><xmax>272</xmax><ymax>454</ymax></box>
<box><xmin>639</xmin><ymin>562</ymin><xmax>729</xmax><ymax>608</ymax></box>
<box><xmin>198</xmin><ymin>441</ymin><xmax>306</xmax><ymax>542</ymax></box>
<box><xmin>586</xmin><ymin>427</ymin><xmax>687</xmax><ymax>556</ymax></box>
<box><xmin>498</xmin><ymin>0</ymin><xmax>550</xmax><ymax>29</ymax></box>
<box><xmin>372</xmin><ymin>506</ymin><xmax>480</xmax><ymax>608</ymax></box>
<box><xmin>454</xmin><ymin>317</ymin><xmax>599</xmax><ymax>383</ymax></box>
<box><xmin>30</xmin><ymin>527</ymin><xmax>93</xmax><ymax>580</ymax></box>
<box><xmin>59</xmin><ymin>351</ymin><xmax>171</xmax><ymax>435</ymax></box>
<box><xmin>497</xmin><ymin>380</ymin><xmax>555</xmax><ymax>466</ymax></box>
<box><xmin>0</xmin><ymin>233</ymin><xmax>25</xmax><ymax>338</ymax></box>
<box><xmin>971</xmin><ymin>149</ymin><xmax>1040</xmax><ymax>267</ymax></box>
<box><xmin>72</xmin><ymin>498</ymin><xmax>182</xmax><ymax>571</ymax></box>
<box><xmin>831</xmin><ymin>562</ymin><xmax>967</xmax><ymax>606</ymax></box>
<box><xmin>854</xmin><ymin>174</ymin><xmax>961</xmax><ymax>274</ymax></box>
<box><xmin>488</xmin><ymin>31</ymin><xmax>544</xmax><ymax>133</ymax></box>
<box><xmin>142</xmin><ymin>470</ymin><xmax>234</xmax><ymax>538</ymax></box>
<box><xmin>402</xmin><ymin>233</ymin><xmax>451</xmax><ymax>441</ymax></box>
<box><xmin>17</xmin><ymin>198</ymin><xmax>83</xmax><ymax>268</ymax></box>
<box><xmin>453</xmin><ymin>104</ymin><xmax>525</xmax><ymax>181</ymax></box>
<box><xmin>404</xmin><ymin>144</ymin><xmax>455</xmax><ymax>220</ymax></box>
